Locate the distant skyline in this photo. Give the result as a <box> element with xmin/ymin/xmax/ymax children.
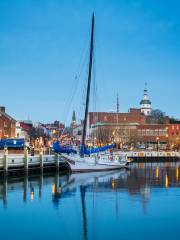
<box><xmin>0</xmin><ymin>0</ymin><xmax>180</xmax><ymax>124</ymax></box>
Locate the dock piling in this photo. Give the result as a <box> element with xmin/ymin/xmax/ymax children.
<box><xmin>56</xmin><ymin>153</ymin><xmax>60</xmax><ymax>170</ymax></box>
<box><xmin>40</xmin><ymin>148</ymin><xmax>44</xmax><ymax>173</ymax></box>
<box><xmin>24</xmin><ymin>147</ymin><xmax>29</xmax><ymax>172</ymax></box>
<box><xmin>3</xmin><ymin>147</ymin><xmax>8</xmax><ymax>174</ymax></box>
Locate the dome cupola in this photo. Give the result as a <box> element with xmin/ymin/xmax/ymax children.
<box><xmin>140</xmin><ymin>84</ymin><xmax>152</xmax><ymax>116</ymax></box>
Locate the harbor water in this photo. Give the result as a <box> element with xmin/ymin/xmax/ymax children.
<box><xmin>0</xmin><ymin>162</ymin><xmax>180</xmax><ymax>240</ymax></box>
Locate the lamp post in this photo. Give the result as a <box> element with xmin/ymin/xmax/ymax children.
<box><xmin>156</xmin><ymin>137</ymin><xmax>159</xmax><ymax>151</ymax></box>
<box><xmin>94</xmin><ymin>137</ymin><xmax>97</xmax><ymax>146</ymax></box>
<box><xmin>176</xmin><ymin>137</ymin><xmax>179</xmax><ymax>151</ymax></box>
<box><xmin>112</xmin><ymin>131</ymin><xmax>115</xmax><ymax>143</ymax></box>
<box><xmin>166</xmin><ymin>134</ymin><xmax>169</xmax><ymax>151</ymax></box>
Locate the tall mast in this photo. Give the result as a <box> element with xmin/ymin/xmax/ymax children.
<box><xmin>116</xmin><ymin>93</ymin><xmax>119</xmax><ymax>113</ymax></box>
<box><xmin>81</xmin><ymin>13</ymin><xmax>94</xmax><ymax>155</ymax></box>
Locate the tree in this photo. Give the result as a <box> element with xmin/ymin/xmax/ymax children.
<box><xmin>91</xmin><ymin>127</ymin><xmax>113</xmax><ymax>144</ymax></box>
<box><xmin>28</xmin><ymin>126</ymin><xmax>50</xmax><ymax>141</ymax></box>
<box><xmin>169</xmin><ymin>117</ymin><xmax>180</xmax><ymax>124</ymax></box>
<box><xmin>146</xmin><ymin>109</ymin><xmax>167</xmax><ymax>124</ymax></box>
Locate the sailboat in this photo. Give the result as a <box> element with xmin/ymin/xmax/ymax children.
<box><xmin>53</xmin><ymin>13</ymin><xmax>128</xmax><ymax>172</ymax></box>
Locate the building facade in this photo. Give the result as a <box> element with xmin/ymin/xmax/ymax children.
<box><xmin>137</xmin><ymin>124</ymin><xmax>168</xmax><ymax>149</ymax></box>
<box><xmin>88</xmin><ymin>108</ymin><xmax>146</xmax><ymax>128</ymax></box>
<box><xmin>168</xmin><ymin>124</ymin><xmax>180</xmax><ymax>149</ymax></box>
<box><xmin>0</xmin><ymin>107</ymin><xmax>16</xmax><ymax>139</ymax></box>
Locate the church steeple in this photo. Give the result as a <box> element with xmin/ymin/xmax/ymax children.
<box><xmin>71</xmin><ymin>110</ymin><xmax>77</xmax><ymax>129</ymax></box>
<box><xmin>140</xmin><ymin>83</ymin><xmax>152</xmax><ymax>116</ymax></box>
<box><xmin>72</xmin><ymin>110</ymin><xmax>76</xmax><ymax>123</ymax></box>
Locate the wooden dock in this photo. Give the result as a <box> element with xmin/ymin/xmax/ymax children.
<box><xmin>0</xmin><ymin>148</ymin><xmax>180</xmax><ymax>176</ymax></box>
<box><xmin>0</xmin><ymin>148</ymin><xmax>69</xmax><ymax>176</ymax></box>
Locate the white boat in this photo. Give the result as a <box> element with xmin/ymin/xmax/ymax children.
<box><xmin>54</xmin><ymin>13</ymin><xmax>128</xmax><ymax>172</ymax></box>
<box><xmin>60</xmin><ymin>151</ymin><xmax>127</xmax><ymax>172</ymax></box>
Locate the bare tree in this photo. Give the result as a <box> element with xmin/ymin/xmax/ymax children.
<box><xmin>146</xmin><ymin>109</ymin><xmax>167</xmax><ymax>124</ymax></box>
<box><xmin>91</xmin><ymin>127</ymin><xmax>113</xmax><ymax>144</ymax></box>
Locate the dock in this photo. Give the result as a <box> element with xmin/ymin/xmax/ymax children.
<box><xmin>0</xmin><ymin>148</ymin><xmax>180</xmax><ymax>177</ymax></box>
<box><xmin>0</xmin><ymin>148</ymin><xmax>69</xmax><ymax>177</ymax></box>
<box><xmin>127</xmin><ymin>151</ymin><xmax>180</xmax><ymax>162</ymax></box>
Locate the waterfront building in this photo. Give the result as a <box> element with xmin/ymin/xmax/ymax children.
<box><xmin>15</xmin><ymin>121</ymin><xmax>30</xmax><ymax>140</ymax></box>
<box><xmin>137</xmin><ymin>124</ymin><xmax>168</xmax><ymax>149</ymax></box>
<box><xmin>88</xmin><ymin>108</ymin><xmax>146</xmax><ymax>128</ymax></box>
<box><xmin>168</xmin><ymin>124</ymin><xmax>180</xmax><ymax>150</ymax></box>
<box><xmin>140</xmin><ymin>84</ymin><xmax>152</xmax><ymax>116</ymax></box>
<box><xmin>18</xmin><ymin>120</ymin><xmax>33</xmax><ymax>142</ymax></box>
<box><xmin>90</xmin><ymin>122</ymin><xmax>139</xmax><ymax>147</ymax></box>
<box><xmin>87</xmin><ymin>109</ymin><xmax>146</xmax><ymax>146</ymax></box>
<box><xmin>20</xmin><ymin>120</ymin><xmax>33</xmax><ymax>127</ymax></box>
<box><xmin>43</xmin><ymin>121</ymin><xmax>65</xmax><ymax>139</ymax></box>
<box><xmin>72</xmin><ymin>123</ymin><xmax>83</xmax><ymax>142</ymax></box>
<box><xmin>0</xmin><ymin>106</ymin><xmax>16</xmax><ymax>139</ymax></box>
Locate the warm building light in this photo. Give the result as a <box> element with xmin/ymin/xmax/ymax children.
<box><xmin>30</xmin><ymin>191</ymin><xmax>34</xmax><ymax>201</ymax></box>
<box><xmin>176</xmin><ymin>168</ymin><xmax>179</xmax><ymax>181</ymax></box>
<box><xmin>52</xmin><ymin>184</ymin><xmax>56</xmax><ymax>194</ymax></box>
<box><xmin>155</xmin><ymin>166</ymin><xmax>159</xmax><ymax>178</ymax></box>
<box><xmin>111</xmin><ymin>178</ymin><xmax>115</xmax><ymax>190</ymax></box>
<box><xmin>165</xmin><ymin>174</ymin><xmax>169</xmax><ymax>189</ymax></box>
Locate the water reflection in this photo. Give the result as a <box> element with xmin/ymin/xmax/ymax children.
<box><xmin>0</xmin><ymin>163</ymin><xmax>180</xmax><ymax>208</ymax></box>
<box><xmin>0</xmin><ymin>162</ymin><xmax>180</xmax><ymax>240</ymax></box>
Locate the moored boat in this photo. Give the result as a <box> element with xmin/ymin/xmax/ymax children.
<box><xmin>60</xmin><ymin>152</ymin><xmax>127</xmax><ymax>172</ymax></box>
<box><xmin>53</xmin><ymin>13</ymin><xmax>128</xmax><ymax>172</ymax></box>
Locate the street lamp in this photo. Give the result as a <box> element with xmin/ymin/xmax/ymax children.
<box><xmin>112</xmin><ymin>131</ymin><xmax>115</xmax><ymax>143</ymax></box>
<box><xmin>156</xmin><ymin>137</ymin><xmax>159</xmax><ymax>151</ymax></box>
<box><xmin>165</xmin><ymin>134</ymin><xmax>169</xmax><ymax>151</ymax></box>
<box><xmin>94</xmin><ymin>137</ymin><xmax>97</xmax><ymax>146</ymax></box>
<box><xmin>176</xmin><ymin>137</ymin><xmax>179</xmax><ymax>151</ymax></box>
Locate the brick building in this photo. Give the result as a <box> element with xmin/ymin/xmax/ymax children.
<box><xmin>168</xmin><ymin>124</ymin><xmax>180</xmax><ymax>149</ymax></box>
<box><xmin>88</xmin><ymin>108</ymin><xmax>146</xmax><ymax>145</ymax></box>
<box><xmin>136</xmin><ymin>124</ymin><xmax>180</xmax><ymax>150</ymax></box>
<box><xmin>137</xmin><ymin>124</ymin><xmax>168</xmax><ymax>149</ymax></box>
<box><xmin>88</xmin><ymin>108</ymin><xmax>146</xmax><ymax>128</ymax></box>
<box><xmin>87</xmin><ymin>108</ymin><xmax>178</xmax><ymax>149</ymax></box>
<box><xmin>0</xmin><ymin>107</ymin><xmax>16</xmax><ymax>139</ymax></box>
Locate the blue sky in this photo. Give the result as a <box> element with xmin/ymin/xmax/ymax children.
<box><xmin>0</xmin><ymin>0</ymin><xmax>180</xmax><ymax>124</ymax></box>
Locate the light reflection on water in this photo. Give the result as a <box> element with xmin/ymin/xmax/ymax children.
<box><xmin>0</xmin><ymin>162</ymin><xmax>180</xmax><ymax>240</ymax></box>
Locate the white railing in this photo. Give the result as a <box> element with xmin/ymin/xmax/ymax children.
<box><xmin>126</xmin><ymin>151</ymin><xmax>180</xmax><ymax>158</ymax></box>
